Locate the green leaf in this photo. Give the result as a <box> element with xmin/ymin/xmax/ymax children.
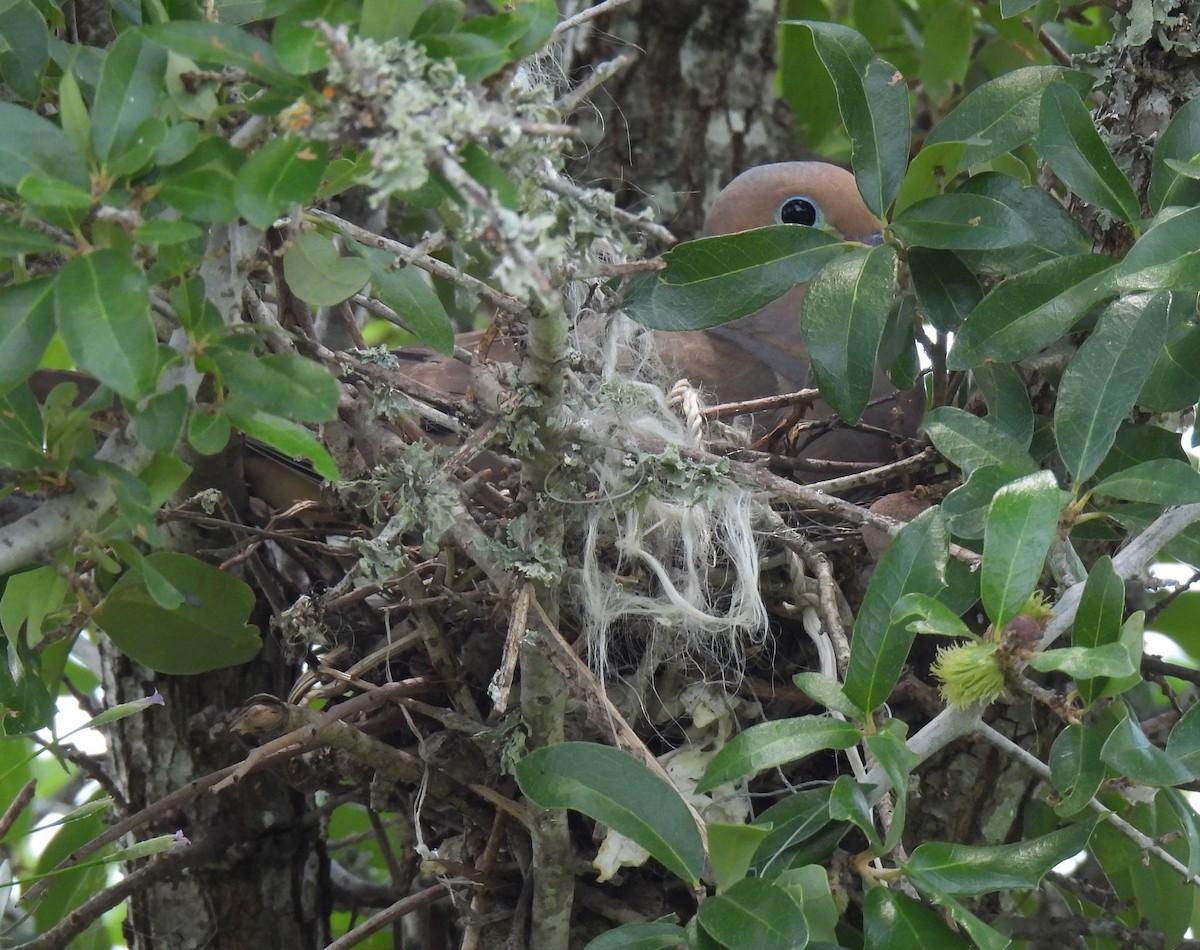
<box><xmin>281</xmin><ymin>231</ymin><xmax>371</xmax><ymax>307</ymax></box>
<box><xmin>925</xmin><ymin>65</ymin><xmax>1095</xmax><ymax>169</ymax></box>
<box><xmin>775</xmin><ymin>865</ymin><xmax>839</xmax><ymax>944</ymax></box>
<box><xmin>981</xmin><ymin>470</ymin><xmax>1061</xmax><ymax>631</ymax></box>
<box><xmin>791</xmin><ymin>673</ymin><xmax>865</xmax><ymax>721</ymax></box>
<box><xmin>131</xmin><ymin>386</ymin><xmax>189</xmax><ymax>454</ymax></box>
<box><xmin>890</xmin><ymin>592</ymin><xmax>974</xmax><ymax>639</ymax></box>
<box><xmin>865</xmin><ymin>719</ymin><xmax>919</xmax><ymax>851</ymax></box>
<box><xmin>144</xmin><ymin>21</ymin><xmax>302</xmax><ymax>88</ymax></box>
<box><xmin>907</xmin><ymin>248</ymin><xmax>982</xmax><ymax>332</ymax></box>
<box><xmin>0</xmin><ymin>0</ymin><xmax>49</xmax><ymax>102</ymax></box>
<box><xmin>696</xmin><ymin>716</ymin><xmax>860</xmax><ymax>794</ymax></box>
<box><xmin>627</xmin><ymin>227</ymin><xmax>847</xmax><ymax>331</ymax></box>
<box><xmin>0</xmin><ymin>277</ymin><xmax>56</xmax><ymax>390</ymax></box>
<box><xmin>921</xmin><ymin>406</ymin><xmax>1037</xmax><ymax>477</ymax></box>
<box><xmin>215</xmin><ymin>350</ymin><xmax>339</xmax><ymax>424</ymax></box>
<box><xmin>696</xmin><ymin>878</ymin><xmax>808</xmax><ymax>950</ymax></box>
<box><xmin>955</xmin><ymin>172</ymin><xmax>1091</xmax><ymax>274</ymax></box>
<box><xmin>863</xmin><ymin>888</ymin><xmax>970</xmax><ymax>949</ymax></box>
<box><xmin>891</xmin><ymin>192</ymin><xmax>1035</xmax><ymax>250</ymax></box>
<box><xmin>225</xmin><ymin>408</ymin><xmax>339</xmax><ymax>481</ymax></box>
<box><xmin>1049</xmin><ymin>717</ymin><xmax>1114</xmax><ymax>817</ymax></box>
<box><xmin>1111</xmin><ymin>206</ymin><xmax>1200</xmax><ymax>292</ymax></box>
<box><xmin>707</xmin><ymin>822</ymin><xmax>770</xmax><ymax>892</ymax></box>
<box><xmin>918</xmin><ymin>3</ymin><xmax>972</xmax><ymax>105</ymax></box>
<box><xmin>420</xmin><ymin>32</ymin><xmax>510</xmax><ymax>83</ymax></box>
<box><xmin>1055</xmin><ymin>292</ymin><xmax>1172</xmax><ymax>483</ymax></box>
<box><xmin>801</xmin><ymin>244</ymin><xmax>897</xmax><ymax>423</ymax></box>
<box><xmin>905</xmin><ymin>821</ymin><xmax>1093</xmax><ymax>896</ymax></box>
<box><xmin>16</xmin><ymin>175</ymin><xmax>93</xmax><ymax>209</ymax></box>
<box><xmin>0</xmin><ymin>101</ymin><xmax>89</xmax><ymax>189</ymax></box>
<box><xmin>0</xmin><ymin>383</ymin><xmax>47</xmax><ymax>470</ymax></box>
<box><xmin>787</xmin><ymin>21</ymin><xmax>910</xmax><ymax>216</ymax></box>
<box><xmin>1139</xmin><ymin>297</ymin><xmax>1200</xmax><ymax>411</ymax></box>
<box><xmin>1093</xmin><ymin>459</ymin><xmax>1200</xmax><ymax>506</ymax></box>
<box><xmin>844</xmin><ymin>508</ymin><xmax>949</xmax><ymax>712</ymax></box>
<box><xmin>134</xmin><ymin>218</ymin><xmax>204</xmax><ymax>246</ymax></box>
<box><xmin>0</xmin><ymin>220</ymin><xmax>65</xmax><ymax>256</ymax></box>
<box><xmin>1166</xmin><ymin>702</ymin><xmax>1200</xmax><ymax>778</ymax></box>
<box><xmin>1093</xmin><ymin>797</ymin><xmax>1195</xmax><ymax>946</ymax></box>
<box><xmin>1100</xmin><ymin>708</ymin><xmax>1194</xmax><ymax>787</ymax></box>
<box><xmin>156</xmin><ymin>136</ymin><xmax>242</xmax><ymax>223</ymax></box>
<box><xmin>91</xmin><ymin>30</ymin><xmax>168</xmax><ymax>165</ymax></box>
<box><xmin>903</xmin><ymin>876</ymin><xmax>1010</xmax><ymax>950</ymax></box>
<box><xmin>751</xmin><ymin>786</ymin><xmax>839</xmax><ymax>877</ymax></box>
<box><xmin>1035</xmin><ymin>83</ymin><xmax>1140</xmax><ymax>225</ymax></box>
<box><xmin>947</xmin><ymin>253</ymin><xmax>1114</xmax><ymax>370</ymax></box>
<box><xmin>1027</xmin><ymin>643</ymin><xmax>1136</xmax><ymax>679</ymax></box>
<box><xmin>92</xmin><ymin>552</ymin><xmax>262</xmax><ymax>674</ymax></box>
<box><xmin>829</xmin><ymin>774</ymin><xmax>882</xmax><ymax>852</ymax></box>
<box><xmin>360</xmin><ymin>0</ymin><xmax>421</xmax><ymax>42</ymax></box>
<box><xmin>1071</xmin><ymin>555</ymin><xmax>1125</xmax><ymax>705</ymax></box>
<box><xmin>973</xmin><ymin>362</ymin><xmax>1034</xmax><ymax>448</ymax></box>
<box><xmin>355</xmin><ymin>244</ymin><xmax>454</xmax><ymax>354</ymax></box>
<box><xmin>583</xmin><ymin>922</ymin><xmax>686</xmax><ymax>950</ymax></box>
<box><xmin>233</xmin><ymin>137</ymin><xmax>328</xmax><ymax>228</ymax></box>
<box><xmin>54</xmin><ymin>250</ymin><xmax>158</xmax><ymax>400</ymax></box>
<box><xmin>515</xmin><ymin>742</ymin><xmax>705</xmax><ymax>886</ymax></box>
<box><xmin>1149</xmin><ymin>96</ymin><xmax>1200</xmax><ymax>212</ymax></box>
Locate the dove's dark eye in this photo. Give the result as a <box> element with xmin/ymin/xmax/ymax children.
<box><xmin>777</xmin><ymin>196</ymin><xmax>822</xmax><ymax>227</ymax></box>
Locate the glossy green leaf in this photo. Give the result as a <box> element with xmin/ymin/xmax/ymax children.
<box><xmin>1071</xmin><ymin>555</ymin><xmax>1124</xmax><ymax>704</ymax></box>
<box><xmin>92</xmin><ymin>552</ymin><xmax>262</xmax><ymax>675</ymax></box>
<box><xmin>973</xmin><ymin>364</ymin><xmax>1033</xmax><ymax>449</ymax></box>
<box><xmin>420</xmin><ymin>32</ymin><xmax>510</xmax><ymax>83</ymax></box>
<box><xmin>865</xmin><ymin>719</ymin><xmax>919</xmax><ymax>851</ymax></box>
<box><xmin>919</xmin><ymin>3</ymin><xmax>972</xmax><ymax>105</ymax></box>
<box><xmin>892</xmin><ymin>192</ymin><xmax>1034</xmax><ymax>250</ymax></box>
<box><xmin>696</xmin><ymin>877</ymin><xmax>808</xmax><ymax>950</ymax></box>
<box><xmin>0</xmin><ymin>384</ymin><xmax>47</xmax><ymax>469</ymax></box>
<box><xmin>216</xmin><ymin>351</ymin><xmax>339</xmax><ymax>424</ymax></box>
<box><xmin>1139</xmin><ymin>297</ymin><xmax>1200</xmax><ymax>412</ymax></box>
<box><xmin>1056</xmin><ymin>293</ymin><xmax>1172</xmax><ymax>483</ymax></box>
<box><xmin>791</xmin><ymin>673</ymin><xmax>865</xmax><ymax>721</ymax></box>
<box><xmin>354</xmin><ymin>242</ymin><xmax>454</xmax><ymax>353</ymax></box>
<box><xmin>1101</xmin><ymin>709</ymin><xmax>1193</xmax><ymax>787</ymax></box>
<box><xmin>1093</xmin><ymin>459</ymin><xmax>1200</xmax><ymax>506</ymax></box>
<box><xmin>0</xmin><ymin>277</ymin><xmax>56</xmax><ymax>390</ymax></box>
<box><xmin>801</xmin><ymin>244</ymin><xmax>897</xmax><ymax>423</ymax></box>
<box><xmin>891</xmin><ymin>592</ymin><xmax>974</xmax><ymax>639</ymax></box>
<box><xmin>1166</xmin><ymin>702</ymin><xmax>1200</xmax><ymax>778</ymax></box>
<box><xmin>955</xmin><ymin>171</ymin><xmax>1091</xmax><ymax>274</ymax></box>
<box><xmin>981</xmin><ymin>470</ymin><xmax>1061</xmax><ymax>631</ymax></box>
<box><xmin>1093</xmin><ymin>798</ymin><xmax>1195</xmax><ymax>946</ymax></box>
<box><xmin>921</xmin><ymin>406</ymin><xmax>1037</xmax><ymax>477</ymax></box>
<box><xmin>91</xmin><ymin>30</ymin><xmax>168</xmax><ymax>165</ymax></box>
<box><xmin>775</xmin><ymin>865</ymin><xmax>839</xmax><ymax>943</ymax></box>
<box><xmin>925</xmin><ymin>65</ymin><xmax>1095</xmax><ymax>169</ymax></box>
<box><xmin>360</xmin><ymin>0</ymin><xmax>422</xmax><ymax>42</ymax></box>
<box><xmin>906</xmin><ymin>821</ymin><xmax>1093</xmax><ymax>896</ymax></box>
<box><xmin>157</xmin><ymin>136</ymin><xmax>242</xmax><ymax>222</ymax></box>
<box><xmin>788</xmin><ymin>21</ymin><xmax>910</xmax><ymax>216</ymax></box>
<box><xmin>281</xmin><ymin>231</ymin><xmax>371</xmax><ymax>307</ymax></box>
<box><xmin>829</xmin><ymin>774</ymin><xmax>882</xmax><ymax>852</ymax></box>
<box><xmin>0</xmin><ymin>220</ymin><xmax>64</xmax><ymax>256</ymax></box>
<box><xmin>751</xmin><ymin>786</ymin><xmax>839</xmax><ymax>877</ymax></box>
<box><xmin>947</xmin><ymin>253</ymin><xmax>1114</xmax><ymax>370</ymax></box>
<box><xmin>54</xmin><ymin>250</ymin><xmax>157</xmax><ymax>400</ymax></box>
<box><xmin>1149</xmin><ymin>96</ymin><xmax>1200</xmax><ymax>211</ymax></box>
<box><xmin>0</xmin><ymin>102</ymin><xmax>89</xmax><ymax>189</ymax></box>
<box><xmin>892</xmin><ymin>142</ymin><xmax>969</xmax><ymax>215</ymax></box>
<box><xmin>515</xmin><ymin>742</ymin><xmax>705</xmax><ymax>885</ymax></box>
<box><xmin>696</xmin><ymin>716</ymin><xmax>860</xmax><ymax>794</ymax></box>
<box><xmin>0</xmin><ymin>0</ymin><xmax>48</xmax><ymax>102</ymax></box>
<box><xmin>863</xmin><ymin>888</ymin><xmax>970</xmax><ymax>949</ymax></box>
<box><xmin>224</xmin><ymin>408</ymin><xmax>339</xmax><ymax>481</ymax></box>
<box><xmin>131</xmin><ymin>386</ymin><xmax>189</xmax><ymax>454</ymax></box>
<box><xmin>844</xmin><ymin>507</ymin><xmax>948</xmax><ymax>712</ymax></box>
<box><xmin>234</xmin><ymin>137</ymin><xmax>328</xmax><ymax>228</ymax></box>
<box><xmin>903</xmin><ymin>875</ymin><xmax>1010</xmax><ymax>950</ymax></box>
<box><xmin>1111</xmin><ymin>206</ymin><xmax>1200</xmax><ymax>292</ymax></box>
<box><xmin>1035</xmin><ymin>83</ymin><xmax>1140</xmax><ymax>225</ymax></box>
<box><xmin>627</xmin><ymin>227</ymin><xmax>847</xmax><ymax>331</ymax></box>
<box><xmin>1028</xmin><ymin>642</ymin><xmax>1135</xmax><ymax>679</ymax></box>
<box><xmin>1049</xmin><ymin>716</ymin><xmax>1114</xmax><ymax>817</ymax></box>
<box><xmin>583</xmin><ymin>922</ymin><xmax>686</xmax><ymax>950</ymax></box>
<box><xmin>908</xmin><ymin>248</ymin><xmax>982</xmax><ymax>333</ymax></box>
<box><xmin>707</xmin><ymin>822</ymin><xmax>770</xmax><ymax>892</ymax></box>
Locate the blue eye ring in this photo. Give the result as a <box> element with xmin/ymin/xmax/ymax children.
<box><xmin>776</xmin><ymin>195</ymin><xmax>823</xmax><ymax>227</ymax></box>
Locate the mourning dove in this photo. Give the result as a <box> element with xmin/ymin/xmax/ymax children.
<box><xmin>653</xmin><ymin>162</ymin><xmax>924</xmax><ymax>472</ymax></box>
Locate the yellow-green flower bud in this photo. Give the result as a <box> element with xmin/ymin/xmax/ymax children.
<box><xmin>931</xmin><ymin>642</ymin><xmax>1006</xmax><ymax>708</ymax></box>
